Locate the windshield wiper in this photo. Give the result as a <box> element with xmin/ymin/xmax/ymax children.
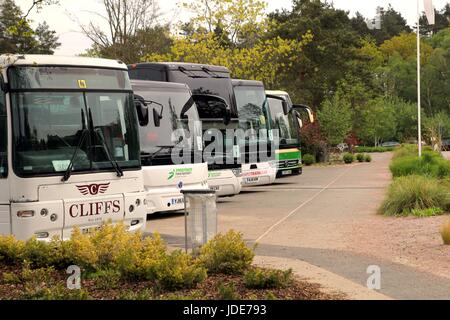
<box><xmin>94</xmin><ymin>128</ymin><xmax>124</xmax><ymax>178</ymax></box>
<box><xmin>201</xmin><ymin>67</ymin><xmax>228</xmax><ymax>78</ymax></box>
<box><xmin>178</xmin><ymin>66</ymin><xmax>207</xmax><ymax>78</ymax></box>
<box><xmin>61</xmin><ymin>129</ymin><xmax>89</xmax><ymax>182</ymax></box>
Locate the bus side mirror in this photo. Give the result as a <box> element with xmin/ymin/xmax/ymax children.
<box><xmin>134</xmin><ymin>95</ymin><xmax>149</xmax><ymax>126</ymax></box>
<box><xmin>153</xmin><ymin>107</ymin><xmax>162</xmax><ymax>127</ymax></box>
<box><xmin>293</xmin><ymin>104</ymin><xmax>314</xmax><ymax>124</ymax></box>
<box><xmin>292</xmin><ymin>110</ymin><xmax>303</xmax><ymax>128</ymax></box>
<box><xmin>282</xmin><ymin>101</ymin><xmax>289</xmax><ymax>115</ymax></box>
<box><xmin>223</xmin><ymin>108</ymin><xmax>231</xmax><ymax>126</ymax></box>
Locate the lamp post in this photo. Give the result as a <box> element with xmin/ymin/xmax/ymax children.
<box><xmin>417</xmin><ymin>0</ymin><xmax>423</xmax><ymax>157</ymax></box>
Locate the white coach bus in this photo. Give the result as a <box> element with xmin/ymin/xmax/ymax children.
<box><xmin>0</xmin><ymin>55</ymin><xmax>147</xmax><ymax>240</ymax></box>
<box><xmin>131</xmin><ymin>80</ymin><xmax>209</xmax><ymax>214</ymax></box>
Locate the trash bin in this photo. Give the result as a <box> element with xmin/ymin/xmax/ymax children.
<box><xmin>181</xmin><ymin>189</ymin><xmax>217</xmax><ymax>253</ymax></box>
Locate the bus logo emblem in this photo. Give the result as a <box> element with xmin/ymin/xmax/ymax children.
<box><xmin>77</xmin><ymin>183</ymin><xmax>110</xmax><ymax>196</ymax></box>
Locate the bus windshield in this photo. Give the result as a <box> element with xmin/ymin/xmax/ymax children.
<box><xmin>234</xmin><ymin>85</ymin><xmax>270</xmax><ymax>143</ymax></box>
<box><xmin>9</xmin><ymin>67</ymin><xmax>140</xmax><ymax>177</ymax></box>
<box><xmin>133</xmin><ymin>87</ymin><xmax>203</xmax><ymax>157</ymax></box>
<box><xmin>267</xmin><ymin>97</ymin><xmax>299</xmax><ymax>146</ymax></box>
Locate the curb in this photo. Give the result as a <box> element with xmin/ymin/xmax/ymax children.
<box><xmin>254</xmin><ymin>256</ymin><xmax>393</xmax><ymax>300</ymax></box>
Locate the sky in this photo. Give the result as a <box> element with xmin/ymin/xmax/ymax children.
<box><xmin>14</xmin><ymin>0</ymin><xmax>450</xmax><ymax>56</ymax></box>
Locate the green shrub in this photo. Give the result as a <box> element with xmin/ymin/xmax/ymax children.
<box><xmin>244</xmin><ymin>268</ymin><xmax>294</xmax><ymax>289</ymax></box>
<box><xmin>156</xmin><ymin>251</ymin><xmax>207</xmax><ymax>291</ymax></box>
<box><xmin>0</xmin><ymin>236</ymin><xmax>24</xmax><ymax>265</ymax></box>
<box><xmin>390</xmin><ymin>151</ymin><xmax>450</xmax><ymax>179</ymax></box>
<box><xmin>303</xmin><ymin>154</ymin><xmax>315</xmax><ymax>166</ymax></box>
<box><xmin>22</xmin><ymin>238</ymin><xmax>64</xmax><ymax>268</ymax></box>
<box><xmin>379</xmin><ymin>175</ymin><xmax>450</xmax><ymax>216</ymax></box>
<box><xmin>127</xmin><ymin>233</ymin><xmax>167</xmax><ymax>281</ymax></box>
<box><xmin>354</xmin><ymin>146</ymin><xmax>394</xmax><ymax>153</ymax></box>
<box><xmin>356</xmin><ymin>154</ymin><xmax>365</xmax><ymax>162</ymax></box>
<box><xmin>198</xmin><ymin>231</ymin><xmax>255</xmax><ymax>275</ymax></box>
<box><xmin>365</xmin><ymin>154</ymin><xmax>372</xmax><ymax>163</ymax></box>
<box><xmin>441</xmin><ymin>221</ymin><xmax>450</xmax><ymax>245</ymax></box>
<box><xmin>119</xmin><ymin>289</ymin><xmax>154</xmax><ymax>300</ymax></box>
<box><xmin>2</xmin><ymin>272</ymin><xmax>21</xmax><ymax>284</ymax></box>
<box><xmin>343</xmin><ymin>153</ymin><xmax>354</xmax><ymax>164</ymax></box>
<box><xmin>410</xmin><ymin>207</ymin><xmax>444</xmax><ymax>217</ymax></box>
<box><xmin>21</xmin><ymin>283</ymin><xmax>90</xmax><ymax>300</ymax></box>
<box><xmin>88</xmin><ymin>269</ymin><xmax>122</xmax><ymax>290</ymax></box>
<box><xmin>217</xmin><ymin>282</ymin><xmax>240</xmax><ymax>300</ymax></box>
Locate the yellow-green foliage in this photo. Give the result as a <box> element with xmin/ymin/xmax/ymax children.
<box><xmin>441</xmin><ymin>221</ymin><xmax>450</xmax><ymax>245</ymax></box>
<box><xmin>22</xmin><ymin>283</ymin><xmax>90</xmax><ymax>300</ymax></box>
<box><xmin>144</xmin><ymin>31</ymin><xmax>313</xmax><ymax>89</ymax></box>
<box><xmin>0</xmin><ymin>224</ymin><xmax>207</xmax><ymax>291</ymax></box>
<box><xmin>156</xmin><ymin>251</ymin><xmax>207</xmax><ymax>290</ymax></box>
<box><xmin>198</xmin><ymin>230</ymin><xmax>255</xmax><ymax>275</ymax></box>
<box><xmin>244</xmin><ymin>268</ymin><xmax>294</xmax><ymax>289</ymax></box>
<box><xmin>0</xmin><ymin>235</ymin><xmax>24</xmax><ymax>264</ymax></box>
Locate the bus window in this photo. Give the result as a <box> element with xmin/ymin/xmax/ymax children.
<box><xmin>0</xmin><ymin>78</ymin><xmax>7</xmax><ymax>178</ymax></box>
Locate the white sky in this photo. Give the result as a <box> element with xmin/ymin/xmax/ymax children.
<box><xmin>14</xmin><ymin>0</ymin><xmax>450</xmax><ymax>56</ymax></box>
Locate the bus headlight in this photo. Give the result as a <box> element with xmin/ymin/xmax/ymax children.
<box><xmin>50</xmin><ymin>214</ymin><xmax>58</xmax><ymax>222</ymax></box>
<box><xmin>135</xmin><ymin>199</ymin><xmax>141</xmax><ymax>207</ymax></box>
<box><xmin>17</xmin><ymin>210</ymin><xmax>35</xmax><ymax>218</ymax></box>
<box><xmin>129</xmin><ymin>205</ymin><xmax>135</xmax><ymax>213</ymax></box>
<box><xmin>40</xmin><ymin>208</ymin><xmax>49</xmax><ymax>217</ymax></box>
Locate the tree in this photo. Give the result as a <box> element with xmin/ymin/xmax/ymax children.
<box><xmin>80</xmin><ymin>0</ymin><xmax>162</xmax><ymax>63</ymax></box>
<box><xmin>358</xmin><ymin>98</ymin><xmax>397</xmax><ymax>146</ymax></box>
<box><xmin>268</xmin><ymin>0</ymin><xmax>367</xmax><ymax>108</ymax></box>
<box><xmin>317</xmin><ymin>90</ymin><xmax>352</xmax><ymax>147</ymax></box>
<box><xmin>420</xmin><ymin>4</ymin><xmax>450</xmax><ymax>36</ymax></box>
<box><xmin>34</xmin><ymin>22</ymin><xmax>60</xmax><ymax>54</ymax></box>
<box><xmin>371</xmin><ymin>5</ymin><xmax>411</xmax><ymax>45</ymax></box>
<box><xmin>182</xmin><ymin>0</ymin><xmax>268</xmax><ymax>48</ymax></box>
<box><xmin>145</xmin><ymin>31</ymin><xmax>312</xmax><ymax>88</ymax></box>
<box><xmin>0</xmin><ymin>0</ymin><xmax>60</xmax><ymax>54</ymax></box>
<box><xmin>85</xmin><ymin>25</ymin><xmax>172</xmax><ymax>63</ymax></box>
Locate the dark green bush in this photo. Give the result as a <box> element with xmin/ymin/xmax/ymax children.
<box><xmin>379</xmin><ymin>175</ymin><xmax>450</xmax><ymax>216</ymax></box>
<box><xmin>244</xmin><ymin>268</ymin><xmax>294</xmax><ymax>289</ymax></box>
<box><xmin>217</xmin><ymin>282</ymin><xmax>240</xmax><ymax>300</ymax></box>
<box><xmin>365</xmin><ymin>155</ymin><xmax>372</xmax><ymax>163</ymax></box>
<box><xmin>303</xmin><ymin>154</ymin><xmax>315</xmax><ymax>166</ymax></box>
<box><xmin>356</xmin><ymin>154</ymin><xmax>365</xmax><ymax>162</ymax></box>
<box><xmin>343</xmin><ymin>153</ymin><xmax>354</xmax><ymax>164</ymax></box>
<box><xmin>390</xmin><ymin>150</ymin><xmax>450</xmax><ymax>179</ymax></box>
<box><xmin>354</xmin><ymin>146</ymin><xmax>394</xmax><ymax>153</ymax></box>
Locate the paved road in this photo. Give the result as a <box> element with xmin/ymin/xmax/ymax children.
<box><xmin>145</xmin><ymin>153</ymin><xmax>450</xmax><ymax>300</ymax></box>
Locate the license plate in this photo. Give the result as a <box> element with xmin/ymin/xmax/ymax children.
<box><xmin>245</xmin><ymin>177</ymin><xmax>260</xmax><ymax>183</ymax></box>
<box><xmin>82</xmin><ymin>226</ymin><xmax>101</xmax><ymax>235</ymax></box>
<box><xmin>210</xmin><ymin>186</ymin><xmax>220</xmax><ymax>191</ymax></box>
<box><xmin>282</xmin><ymin>170</ymin><xmax>292</xmax><ymax>175</ymax></box>
<box><xmin>170</xmin><ymin>197</ymin><xmax>185</xmax><ymax>206</ymax></box>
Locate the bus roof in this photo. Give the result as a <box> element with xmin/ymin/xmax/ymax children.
<box><xmin>0</xmin><ymin>54</ymin><xmax>127</xmax><ymax>70</ymax></box>
<box><xmin>232</xmin><ymin>79</ymin><xmax>264</xmax><ymax>87</ymax></box>
<box><xmin>131</xmin><ymin>79</ymin><xmax>190</xmax><ymax>91</ymax></box>
<box><xmin>129</xmin><ymin>62</ymin><xmax>230</xmax><ymax>73</ymax></box>
<box><xmin>266</xmin><ymin>90</ymin><xmax>289</xmax><ymax>96</ymax></box>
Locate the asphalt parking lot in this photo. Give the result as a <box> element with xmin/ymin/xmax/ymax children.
<box><xmin>145</xmin><ymin>153</ymin><xmax>450</xmax><ymax>300</ymax></box>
